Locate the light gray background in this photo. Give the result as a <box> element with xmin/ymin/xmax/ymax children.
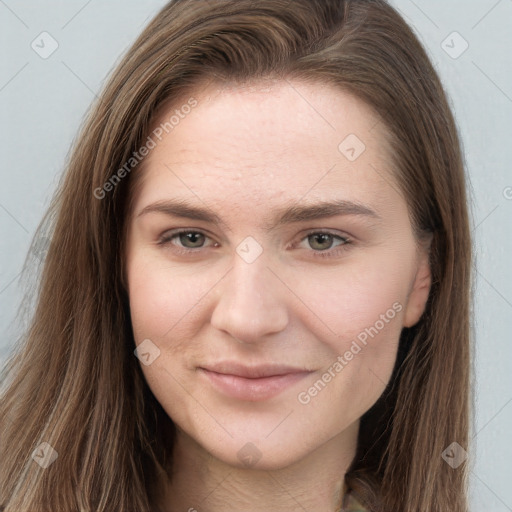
<box><xmin>1</xmin><ymin>0</ymin><xmax>511</xmax><ymax>509</ymax></box>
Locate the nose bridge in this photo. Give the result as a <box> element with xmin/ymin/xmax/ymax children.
<box><xmin>210</xmin><ymin>249</ymin><xmax>289</xmax><ymax>343</ymax></box>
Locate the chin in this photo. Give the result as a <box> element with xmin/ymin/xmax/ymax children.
<box><xmin>204</xmin><ymin>435</ymin><xmax>308</xmax><ymax>471</ymax></box>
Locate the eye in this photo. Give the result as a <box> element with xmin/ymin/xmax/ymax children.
<box><xmin>297</xmin><ymin>231</ymin><xmax>351</xmax><ymax>258</ymax></box>
<box><xmin>157</xmin><ymin>229</ymin><xmax>214</xmax><ymax>251</ymax></box>
<box><xmin>157</xmin><ymin>229</ymin><xmax>352</xmax><ymax>259</ymax></box>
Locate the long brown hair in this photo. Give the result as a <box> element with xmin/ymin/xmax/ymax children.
<box><xmin>0</xmin><ymin>0</ymin><xmax>472</xmax><ymax>510</ymax></box>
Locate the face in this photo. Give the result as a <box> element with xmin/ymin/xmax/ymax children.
<box><xmin>124</xmin><ymin>79</ymin><xmax>431</xmax><ymax>470</ymax></box>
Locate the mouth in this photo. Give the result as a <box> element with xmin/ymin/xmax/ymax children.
<box><xmin>198</xmin><ymin>362</ymin><xmax>314</xmax><ymax>401</ymax></box>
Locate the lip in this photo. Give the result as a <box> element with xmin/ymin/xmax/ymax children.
<box><xmin>198</xmin><ymin>362</ymin><xmax>314</xmax><ymax>401</ymax></box>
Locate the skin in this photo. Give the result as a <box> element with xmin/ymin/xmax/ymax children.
<box><xmin>124</xmin><ymin>79</ymin><xmax>432</xmax><ymax>512</ymax></box>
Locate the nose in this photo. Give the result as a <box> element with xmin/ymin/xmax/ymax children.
<box><xmin>210</xmin><ymin>251</ymin><xmax>289</xmax><ymax>344</ymax></box>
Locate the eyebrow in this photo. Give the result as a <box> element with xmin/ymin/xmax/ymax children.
<box><xmin>136</xmin><ymin>198</ymin><xmax>380</xmax><ymax>230</ymax></box>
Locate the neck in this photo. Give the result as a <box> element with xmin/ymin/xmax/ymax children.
<box><xmin>157</xmin><ymin>421</ymin><xmax>359</xmax><ymax>512</ymax></box>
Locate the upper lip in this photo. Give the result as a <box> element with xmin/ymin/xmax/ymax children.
<box><xmin>199</xmin><ymin>362</ymin><xmax>312</xmax><ymax>379</ymax></box>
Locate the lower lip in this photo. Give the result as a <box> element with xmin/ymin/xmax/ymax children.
<box><xmin>199</xmin><ymin>368</ymin><xmax>312</xmax><ymax>401</ymax></box>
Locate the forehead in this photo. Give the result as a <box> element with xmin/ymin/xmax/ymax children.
<box><xmin>131</xmin><ymin>79</ymin><xmax>400</xmax><ymax>218</ymax></box>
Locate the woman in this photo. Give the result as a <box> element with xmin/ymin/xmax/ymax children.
<box><xmin>0</xmin><ymin>0</ymin><xmax>471</xmax><ymax>510</ymax></box>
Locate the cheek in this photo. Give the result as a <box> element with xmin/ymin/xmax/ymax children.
<box><xmin>288</xmin><ymin>253</ymin><xmax>408</xmax><ymax>406</ymax></box>
<box><xmin>127</xmin><ymin>252</ymin><xmax>212</xmax><ymax>342</ymax></box>
<box><xmin>289</xmin><ymin>253</ymin><xmax>409</xmax><ymax>346</ymax></box>
<box><xmin>127</xmin><ymin>254</ymin><xmax>213</xmax><ymax>428</ymax></box>
<box><xmin>293</xmin><ymin>272</ymin><xmax>403</xmax><ymax>427</ymax></box>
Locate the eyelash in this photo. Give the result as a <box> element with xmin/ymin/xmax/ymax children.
<box><xmin>157</xmin><ymin>229</ymin><xmax>352</xmax><ymax>259</ymax></box>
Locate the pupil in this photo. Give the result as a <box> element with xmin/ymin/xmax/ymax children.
<box><xmin>181</xmin><ymin>232</ymin><xmax>204</xmax><ymax>247</ymax></box>
<box><xmin>311</xmin><ymin>233</ymin><xmax>332</xmax><ymax>250</ymax></box>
